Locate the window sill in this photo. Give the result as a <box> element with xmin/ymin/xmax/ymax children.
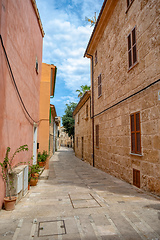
<box><xmin>130</xmin><ymin>152</ymin><xmax>143</xmax><ymax>157</ymax></box>
<box><xmin>128</xmin><ymin>61</ymin><xmax>139</xmax><ymax>73</ymax></box>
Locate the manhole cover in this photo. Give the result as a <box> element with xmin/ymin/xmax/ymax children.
<box><xmin>38</xmin><ymin>220</ymin><xmax>66</xmax><ymax>237</ymax></box>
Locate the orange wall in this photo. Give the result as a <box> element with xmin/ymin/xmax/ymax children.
<box><xmin>0</xmin><ymin>0</ymin><xmax>43</xmax><ymax>208</ymax></box>
<box><xmin>38</xmin><ymin>63</ymin><xmax>52</xmax><ymax>153</ymax></box>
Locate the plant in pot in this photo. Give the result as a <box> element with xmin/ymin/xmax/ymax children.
<box><xmin>28</xmin><ymin>163</ymin><xmax>41</xmax><ymax>186</ymax></box>
<box><xmin>0</xmin><ymin>145</ymin><xmax>28</xmax><ymax>210</ymax></box>
<box><xmin>37</xmin><ymin>151</ymin><xmax>48</xmax><ymax>167</ymax></box>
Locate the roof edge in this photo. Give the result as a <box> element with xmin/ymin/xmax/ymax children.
<box><xmin>31</xmin><ymin>0</ymin><xmax>45</xmax><ymax>37</ymax></box>
<box><xmin>84</xmin><ymin>0</ymin><xmax>108</xmax><ymax>57</ymax></box>
<box><xmin>73</xmin><ymin>91</ymin><xmax>91</xmax><ymax>116</ymax></box>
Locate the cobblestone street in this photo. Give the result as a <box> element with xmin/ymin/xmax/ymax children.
<box><xmin>0</xmin><ymin>147</ymin><xmax>160</xmax><ymax>240</ymax></box>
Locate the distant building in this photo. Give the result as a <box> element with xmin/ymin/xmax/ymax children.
<box><xmin>38</xmin><ymin>63</ymin><xmax>57</xmax><ymax>154</ymax></box>
<box><xmin>0</xmin><ymin>0</ymin><xmax>44</xmax><ymax>208</ymax></box>
<box><xmin>82</xmin><ymin>0</ymin><xmax>160</xmax><ymax>195</ymax></box>
<box><xmin>73</xmin><ymin>91</ymin><xmax>92</xmax><ymax>164</ymax></box>
<box><xmin>60</xmin><ymin>126</ymin><xmax>73</xmax><ymax>148</ymax></box>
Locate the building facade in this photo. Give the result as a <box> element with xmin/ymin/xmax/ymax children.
<box><xmin>84</xmin><ymin>0</ymin><xmax>160</xmax><ymax>195</ymax></box>
<box><xmin>73</xmin><ymin>91</ymin><xmax>92</xmax><ymax>165</ymax></box>
<box><xmin>60</xmin><ymin>126</ymin><xmax>73</xmax><ymax>148</ymax></box>
<box><xmin>0</xmin><ymin>0</ymin><xmax>44</xmax><ymax>208</ymax></box>
<box><xmin>38</xmin><ymin>63</ymin><xmax>57</xmax><ymax>154</ymax></box>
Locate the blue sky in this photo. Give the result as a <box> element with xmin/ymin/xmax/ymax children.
<box><xmin>36</xmin><ymin>0</ymin><xmax>104</xmax><ymax>118</ymax></box>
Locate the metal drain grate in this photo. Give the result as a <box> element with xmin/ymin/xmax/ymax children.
<box><xmin>69</xmin><ymin>193</ymin><xmax>102</xmax><ymax>209</ymax></box>
<box><xmin>38</xmin><ymin>220</ymin><xmax>66</xmax><ymax>237</ymax></box>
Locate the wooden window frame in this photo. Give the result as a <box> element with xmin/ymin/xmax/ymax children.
<box><xmin>130</xmin><ymin>112</ymin><xmax>141</xmax><ymax>154</ymax></box>
<box><xmin>98</xmin><ymin>74</ymin><xmax>102</xmax><ymax>98</ymax></box>
<box><xmin>95</xmin><ymin>50</ymin><xmax>98</xmax><ymax>65</ymax></box>
<box><xmin>95</xmin><ymin>124</ymin><xmax>99</xmax><ymax>148</ymax></box>
<box><xmin>127</xmin><ymin>26</ymin><xmax>137</xmax><ymax>70</ymax></box>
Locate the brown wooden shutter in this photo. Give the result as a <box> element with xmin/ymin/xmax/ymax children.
<box><xmin>98</xmin><ymin>74</ymin><xmax>102</xmax><ymax>97</ymax></box>
<box><xmin>130</xmin><ymin>112</ymin><xmax>141</xmax><ymax>154</ymax></box>
<box><xmin>95</xmin><ymin>50</ymin><xmax>97</xmax><ymax>65</ymax></box>
<box><xmin>128</xmin><ymin>34</ymin><xmax>132</xmax><ymax>68</ymax></box>
<box><xmin>96</xmin><ymin>125</ymin><xmax>99</xmax><ymax>147</ymax></box>
<box><xmin>133</xmin><ymin>169</ymin><xmax>140</xmax><ymax>188</ymax></box>
<box><xmin>132</xmin><ymin>27</ymin><xmax>137</xmax><ymax>64</ymax></box>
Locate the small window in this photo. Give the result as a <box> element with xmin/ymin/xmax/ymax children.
<box><xmin>127</xmin><ymin>27</ymin><xmax>137</xmax><ymax>69</ymax></box>
<box><xmin>86</xmin><ymin>105</ymin><xmax>88</xmax><ymax>119</ymax></box>
<box><xmin>35</xmin><ymin>56</ymin><xmax>38</xmax><ymax>73</ymax></box>
<box><xmin>133</xmin><ymin>169</ymin><xmax>140</xmax><ymax>188</ymax></box>
<box><xmin>77</xmin><ymin>114</ymin><xmax>80</xmax><ymax>124</ymax></box>
<box><xmin>130</xmin><ymin>112</ymin><xmax>141</xmax><ymax>154</ymax></box>
<box><xmin>77</xmin><ymin>137</ymin><xmax>78</xmax><ymax>148</ymax></box>
<box><xmin>96</xmin><ymin>124</ymin><xmax>99</xmax><ymax>148</ymax></box>
<box><xmin>127</xmin><ymin>0</ymin><xmax>134</xmax><ymax>9</ymax></box>
<box><xmin>98</xmin><ymin>74</ymin><xmax>102</xmax><ymax>98</ymax></box>
<box><xmin>95</xmin><ymin>50</ymin><xmax>98</xmax><ymax>65</ymax></box>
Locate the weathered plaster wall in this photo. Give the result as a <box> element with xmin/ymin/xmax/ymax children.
<box><xmin>91</xmin><ymin>0</ymin><xmax>160</xmax><ymax>195</ymax></box>
<box><xmin>0</xmin><ymin>0</ymin><xmax>43</xmax><ymax>208</ymax></box>
<box><xmin>38</xmin><ymin>63</ymin><xmax>51</xmax><ymax>153</ymax></box>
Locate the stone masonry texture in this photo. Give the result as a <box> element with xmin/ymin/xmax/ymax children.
<box><xmin>83</xmin><ymin>0</ymin><xmax>160</xmax><ymax>196</ymax></box>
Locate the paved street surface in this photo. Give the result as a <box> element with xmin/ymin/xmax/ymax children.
<box><xmin>0</xmin><ymin>147</ymin><xmax>160</xmax><ymax>240</ymax></box>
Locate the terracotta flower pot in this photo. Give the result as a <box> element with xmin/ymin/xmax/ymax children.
<box><xmin>4</xmin><ymin>196</ymin><xmax>17</xmax><ymax>211</ymax></box>
<box><xmin>29</xmin><ymin>178</ymin><xmax>38</xmax><ymax>186</ymax></box>
<box><xmin>31</xmin><ymin>173</ymin><xmax>39</xmax><ymax>178</ymax></box>
<box><xmin>38</xmin><ymin>161</ymin><xmax>45</xmax><ymax>167</ymax></box>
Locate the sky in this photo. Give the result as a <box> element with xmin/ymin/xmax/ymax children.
<box><xmin>36</xmin><ymin>0</ymin><xmax>104</xmax><ymax>118</ymax></box>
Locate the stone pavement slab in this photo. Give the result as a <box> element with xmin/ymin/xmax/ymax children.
<box><xmin>0</xmin><ymin>147</ymin><xmax>160</xmax><ymax>240</ymax></box>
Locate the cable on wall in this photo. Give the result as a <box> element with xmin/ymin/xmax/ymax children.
<box><xmin>0</xmin><ymin>34</ymin><xmax>39</xmax><ymax>124</ymax></box>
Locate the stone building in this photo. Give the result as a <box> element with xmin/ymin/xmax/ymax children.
<box><xmin>38</xmin><ymin>63</ymin><xmax>57</xmax><ymax>154</ymax></box>
<box><xmin>60</xmin><ymin>126</ymin><xmax>73</xmax><ymax>148</ymax></box>
<box><xmin>83</xmin><ymin>0</ymin><xmax>160</xmax><ymax>195</ymax></box>
<box><xmin>0</xmin><ymin>0</ymin><xmax>44</xmax><ymax>208</ymax></box>
<box><xmin>73</xmin><ymin>91</ymin><xmax>92</xmax><ymax>165</ymax></box>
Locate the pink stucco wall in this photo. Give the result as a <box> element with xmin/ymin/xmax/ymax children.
<box><xmin>0</xmin><ymin>0</ymin><xmax>43</xmax><ymax>208</ymax></box>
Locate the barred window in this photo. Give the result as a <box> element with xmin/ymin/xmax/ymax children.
<box><xmin>128</xmin><ymin>27</ymin><xmax>137</xmax><ymax>69</ymax></box>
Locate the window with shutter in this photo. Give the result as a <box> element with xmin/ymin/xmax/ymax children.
<box><xmin>95</xmin><ymin>50</ymin><xmax>97</xmax><ymax>65</ymax></box>
<box><xmin>133</xmin><ymin>169</ymin><xmax>140</xmax><ymax>188</ymax></box>
<box><xmin>98</xmin><ymin>74</ymin><xmax>102</xmax><ymax>98</ymax></box>
<box><xmin>96</xmin><ymin>125</ymin><xmax>99</xmax><ymax>148</ymax></box>
<box><xmin>127</xmin><ymin>27</ymin><xmax>137</xmax><ymax>69</ymax></box>
<box><xmin>86</xmin><ymin>105</ymin><xmax>88</xmax><ymax>119</ymax></box>
<box><xmin>77</xmin><ymin>137</ymin><xmax>78</xmax><ymax>148</ymax></box>
<box><xmin>130</xmin><ymin>112</ymin><xmax>141</xmax><ymax>154</ymax></box>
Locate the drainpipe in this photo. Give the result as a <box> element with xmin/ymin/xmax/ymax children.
<box><xmin>85</xmin><ymin>53</ymin><xmax>95</xmax><ymax>167</ymax></box>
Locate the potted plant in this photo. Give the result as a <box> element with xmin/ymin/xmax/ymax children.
<box><xmin>0</xmin><ymin>145</ymin><xmax>28</xmax><ymax>210</ymax></box>
<box><xmin>28</xmin><ymin>163</ymin><xmax>41</xmax><ymax>186</ymax></box>
<box><xmin>37</xmin><ymin>151</ymin><xmax>49</xmax><ymax>167</ymax></box>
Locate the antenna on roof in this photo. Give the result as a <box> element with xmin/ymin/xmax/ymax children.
<box><xmin>85</xmin><ymin>12</ymin><xmax>96</xmax><ymax>27</ymax></box>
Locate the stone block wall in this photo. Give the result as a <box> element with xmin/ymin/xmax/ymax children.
<box><xmin>90</xmin><ymin>0</ymin><xmax>160</xmax><ymax>195</ymax></box>
<box><xmin>74</xmin><ymin>97</ymin><xmax>92</xmax><ymax>165</ymax></box>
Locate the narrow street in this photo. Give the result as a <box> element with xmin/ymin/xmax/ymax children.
<box><xmin>0</xmin><ymin>147</ymin><xmax>160</xmax><ymax>240</ymax></box>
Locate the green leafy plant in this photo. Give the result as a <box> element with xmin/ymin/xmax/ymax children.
<box><xmin>0</xmin><ymin>145</ymin><xmax>28</xmax><ymax>200</ymax></box>
<box><xmin>37</xmin><ymin>150</ymin><xmax>49</xmax><ymax>163</ymax></box>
